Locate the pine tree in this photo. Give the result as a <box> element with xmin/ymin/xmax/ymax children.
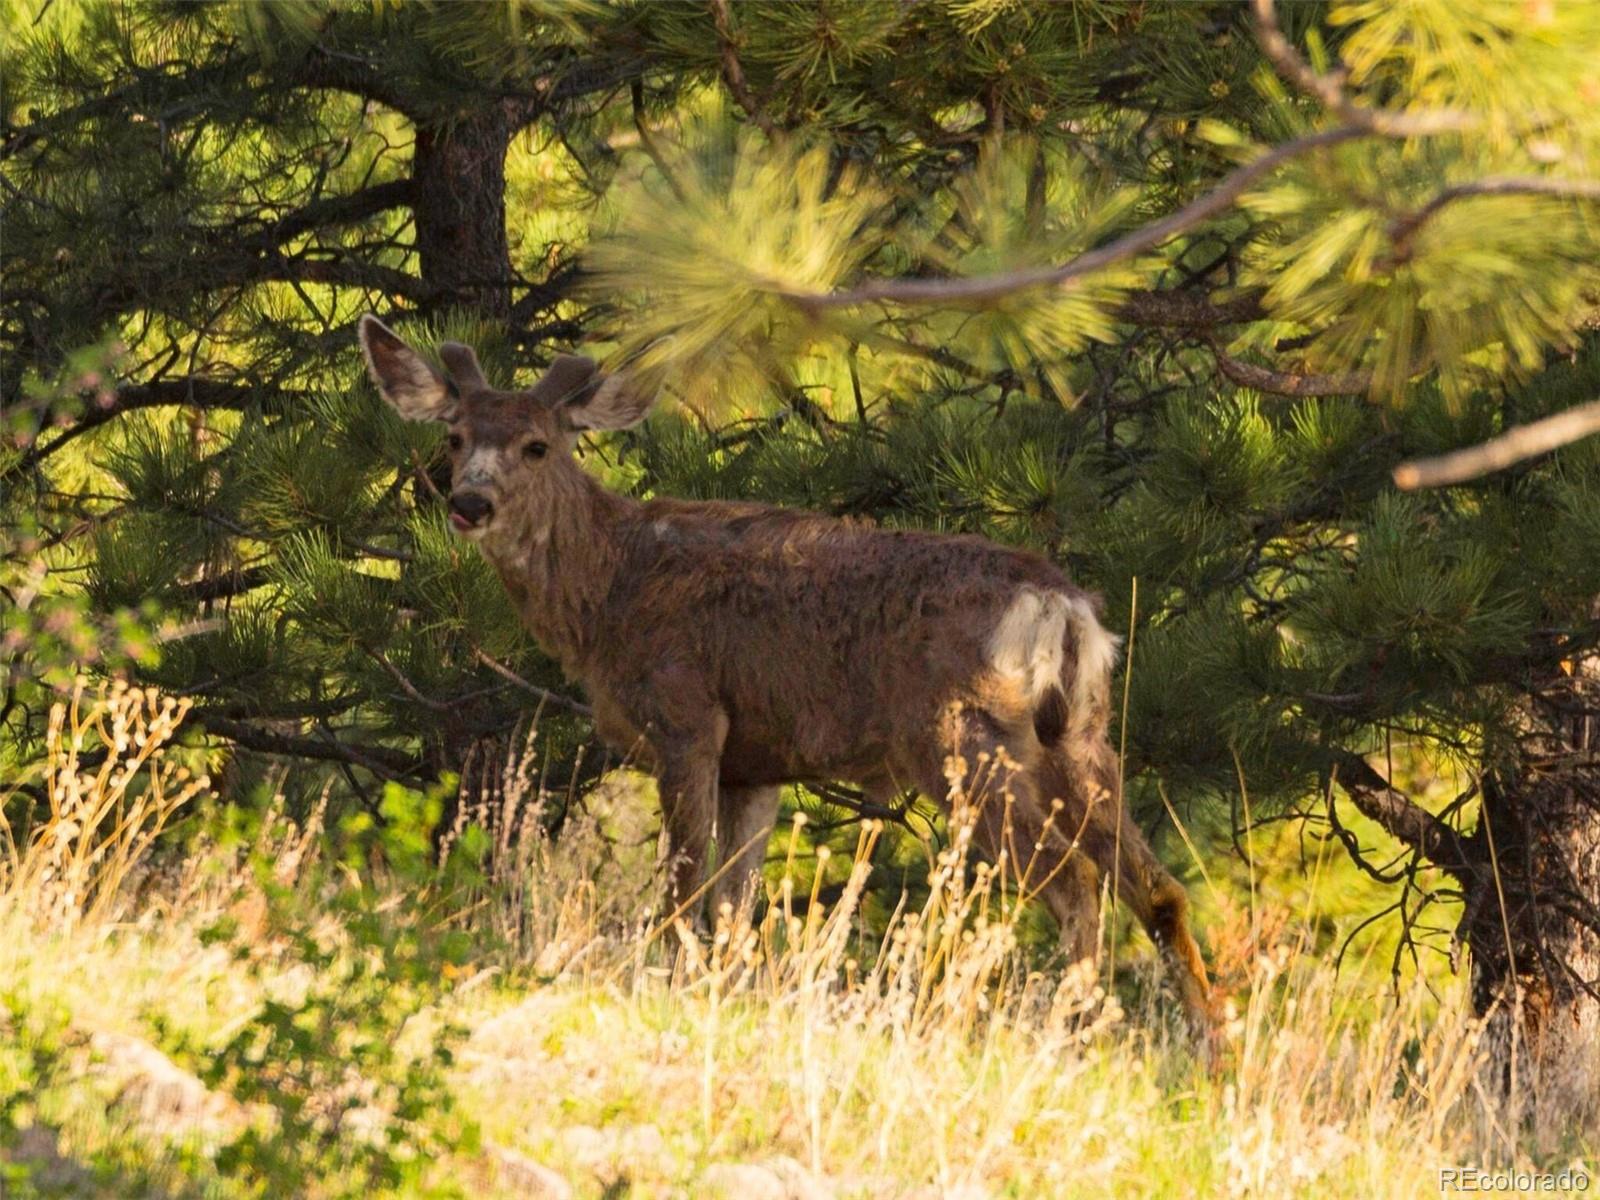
<box><xmin>1</xmin><ymin>0</ymin><xmax>644</xmax><ymax>816</ymax></box>
<box><xmin>606</xmin><ymin>0</ymin><xmax>1600</xmax><ymax>1123</ymax></box>
<box><xmin>7</xmin><ymin>0</ymin><xmax>1600</xmax><ymax>1126</ymax></box>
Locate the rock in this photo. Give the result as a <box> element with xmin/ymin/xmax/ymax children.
<box><xmin>765</xmin><ymin>1154</ymin><xmax>835</xmax><ymax>1200</ymax></box>
<box><xmin>556</xmin><ymin>1121</ymin><xmax>672</xmax><ymax>1184</ymax></box>
<box><xmin>87</xmin><ymin>1029</ymin><xmax>248</xmax><ymax>1144</ymax></box>
<box><xmin>702</xmin><ymin>1157</ymin><xmax>835</xmax><ymax>1200</ymax></box>
<box><xmin>702</xmin><ymin>1162</ymin><xmax>791</xmax><ymax>1200</ymax></box>
<box><xmin>485</xmin><ymin>1142</ymin><xmax>574</xmax><ymax>1200</ymax></box>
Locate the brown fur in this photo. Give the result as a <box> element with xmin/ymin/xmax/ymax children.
<box><xmin>359</xmin><ymin>316</ymin><xmax>1213</xmax><ymax>1032</ymax></box>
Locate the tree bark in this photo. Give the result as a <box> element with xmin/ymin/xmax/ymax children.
<box><xmin>1463</xmin><ymin>648</ymin><xmax>1600</xmax><ymax>1133</ymax></box>
<box><xmin>408</xmin><ymin>100</ymin><xmax>529</xmax><ymax>848</ymax></box>
<box><xmin>411</xmin><ymin>104</ymin><xmax>518</xmax><ymax>319</ymax></box>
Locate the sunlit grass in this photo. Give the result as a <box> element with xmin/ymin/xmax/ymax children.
<box><xmin>0</xmin><ymin>683</ymin><xmax>1590</xmax><ymax>1198</ymax></box>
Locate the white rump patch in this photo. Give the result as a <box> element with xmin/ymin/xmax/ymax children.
<box><xmin>988</xmin><ymin>589</ymin><xmax>1071</xmax><ymax>705</ymax></box>
<box><xmin>1066</xmin><ymin>595</ymin><xmax>1120</xmax><ymax>734</ymax></box>
<box><xmin>988</xmin><ymin>590</ymin><xmax>1121</xmax><ymax>735</ymax></box>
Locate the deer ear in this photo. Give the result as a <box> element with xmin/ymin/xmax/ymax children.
<box><xmin>438</xmin><ymin>341</ymin><xmax>488</xmax><ymax>393</ymax></box>
<box><xmin>359</xmin><ymin>314</ymin><xmax>454</xmax><ymax>421</ymax></box>
<box><xmin>557</xmin><ymin>369</ymin><xmax>657</xmax><ymax>433</ymax></box>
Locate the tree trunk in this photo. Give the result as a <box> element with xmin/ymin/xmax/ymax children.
<box><xmin>1463</xmin><ymin>650</ymin><xmax>1600</xmax><ymax>1133</ymax></box>
<box><xmin>411</xmin><ymin>104</ymin><xmax>517</xmax><ymax>319</ymax></box>
<box><xmin>410</xmin><ymin>101</ymin><xmax>521</xmax><ymax>843</ymax></box>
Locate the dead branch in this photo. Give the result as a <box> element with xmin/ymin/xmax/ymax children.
<box><xmin>1334</xmin><ymin>755</ymin><xmax>1475</xmax><ymax>876</ymax></box>
<box><xmin>1392</xmin><ymin>398</ymin><xmax>1600</xmax><ymax>489</ymax></box>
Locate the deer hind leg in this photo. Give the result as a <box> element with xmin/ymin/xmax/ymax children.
<box><xmin>935</xmin><ymin>708</ymin><xmax>1213</xmax><ymax>1038</ymax></box>
<box><xmin>919</xmin><ymin>707</ymin><xmax>1103</xmax><ymax>968</ymax></box>
<box><xmin>1041</xmin><ymin>754</ymin><xmax>1214</xmax><ymax>1038</ymax></box>
<box><xmin>711</xmin><ymin>783</ymin><xmax>781</xmax><ymax>918</ymax></box>
<box><xmin>1104</xmin><ymin>811</ymin><xmax>1214</xmax><ymax>1038</ymax></box>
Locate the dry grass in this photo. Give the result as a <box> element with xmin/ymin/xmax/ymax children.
<box><xmin>0</xmin><ymin>683</ymin><xmax>1592</xmax><ymax>1198</ymax></box>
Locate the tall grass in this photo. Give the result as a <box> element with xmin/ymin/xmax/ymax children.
<box><xmin>0</xmin><ymin>683</ymin><xmax>1591</xmax><ymax>1197</ymax></box>
<box><xmin>0</xmin><ymin>679</ymin><xmax>207</xmax><ymax>929</ymax></box>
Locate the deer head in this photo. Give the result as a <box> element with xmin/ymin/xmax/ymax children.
<box><xmin>358</xmin><ymin>315</ymin><xmax>654</xmax><ymax>541</ymax></box>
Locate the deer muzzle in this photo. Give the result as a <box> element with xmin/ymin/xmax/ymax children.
<box><xmin>448</xmin><ymin>491</ymin><xmax>494</xmax><ymax>532</ymax></box>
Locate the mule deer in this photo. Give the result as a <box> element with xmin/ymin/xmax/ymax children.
<box><xmin>359</xmin><ymin>316</ymin><xmax>1213</xmax><ymax>1030</ymax></box>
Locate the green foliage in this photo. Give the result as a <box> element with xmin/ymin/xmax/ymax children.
<box><xmin>914</xmin><ymin>143</ymin><xmax>1152</xmax><ymax>398</ymax></box>
<box><xmin>591</xmin><ymin>126</ymin><xmax>891</xmax><ymax>407</ymax></box>
<box><xmin>0</xmin><ymin>991</ymin><xmax>74</xmax><ymax>1193</ymax></box>
<box><xmin>1242</xmin><ymin>140</ymin><xmax>1600</xmax><ymax>402</ymax></box>
<box><xmin>6</xmin><ymin>0</ymin><xmax>1600</xmax><ymax>1013</ymax></box>
<box><xmin>163</xmin><ymin>786</ymin><xmax>479</xmax><ymax>1199</ymax></box>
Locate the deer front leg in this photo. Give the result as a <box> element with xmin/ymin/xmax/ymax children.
<box><xmin>656</xmin><ymin>753</ymin><xmax>720</xmax><ymax>921</ymax></box>
<box><xmin>711</xmin><ymin>784</ymin><xmax>781</xmax><ymax>918</ymax></box>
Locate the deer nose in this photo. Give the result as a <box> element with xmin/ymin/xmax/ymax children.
<box><xmin>449</xmin><ymin>491</ymin><xmax>494</xmax><ymax>528</ymax></box>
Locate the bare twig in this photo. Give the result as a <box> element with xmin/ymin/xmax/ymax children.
<box><xmin>1325</xmin><ymin>770</ymin><xmax>1408</xmax><ymax>884</ymax></box>
<box><xmin>472</xmin><ymin>649</ymin><xmax>594</xmax><ymax>719</ymax></box>
<box><xmin>708</xmin><ymin>0</ymin><xmax>775</xmax><ymax>137</ymax></box>
<box><xmin>1388</xmin><ymin>175</ymin><xmax>1600</xmax><ymax>253</ymax></box>
<box><xmin>1393</xmin><ymin>398</ymin><xmax>1600</xmax><ymax>489</ymax></box>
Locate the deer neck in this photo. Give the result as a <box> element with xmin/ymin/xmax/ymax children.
<box><xmin>478</xmin><ymin>465</ymin><xmax>632</xmax><ymax>668</ymax></box>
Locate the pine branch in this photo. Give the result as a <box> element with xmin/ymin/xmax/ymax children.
<box><xmin>85</xmin><ymin>251</ymin><xmax>426</xmax><ymax>315</ymax></box>
<box><xmin>0</xmin><ymin>57</ymin><xmax>255</xmax><ymax>160</ymax></box>
<box><xmin>507</xmin><ymin>261</ymin><xmax>582</xmax><ymax>325</ymax></box>
<box><xmin>779</xmin><ymin>125</ymin><xmax>1369</xmax><ymax>312</ymax></box>
<box><xmin>472</xmin><ymin>649</ymin><xmax>594</xmax><ymax>719</ymax></box>
<box><xmin>193</xmin><ymin>711</ymin><xmax>424</xmax><ymax>780</ymax></box>
<box><xmin>1206</xmin><ymin>335</ymin><xmax>1371</xmax><ymax>396</ymax></box>
<box><xmin>1387</xmin><ymin>176</ymin><xmax>1600</xmax><ymax>255</ymax></box>
<box><xmin>1250</xmin><ymin>0</ymin><xmax>1472</xmax><ymax>137</ymax></box>
<box><xmin>174</xmin><ymin>567</ymin><xmax>272</xmax><ymax>604</ymax></box>
<box><xmin>286</xmin><ymin>45</ymin><xmax>417</xmax><ymax>116</ymax></box>
<box><xmin>708</xmin><ymin>0</ymin><xmax>775</xmax><ymax>138</ymax></box>
<box><xmin>5</xmin><ymin>379</ymin><xmax>301</xmax><ymax>483</ymax></box>
<box><xmin>768</xmin><ymin>2</ymin><xmax>1481</xmax><ymax>316</ymax></box>
<box><xmin>1335</xmin><ymin>755</ymin><xmax>1474</xmax><ymax>875</ymax></box>
<box><xmin>1116</xmin><ymin>288</ymin><xmax>1268</xmax><ymax>329</ymax></box>
<box><xmin>248</xmin><ymin>179</ymin><xmax>417</xmax><ymax>247</ymax></box>
<box><xmin>1393</xmin><ymin>397</ymin><xmax>1600</xmax><ymax>489</ymax></box>
<box><xmin>631</xmin><ymin>79</ymin><xmax>688</xmax><ymax>204</ymax></box>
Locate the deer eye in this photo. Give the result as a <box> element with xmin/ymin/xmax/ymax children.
<box><xmin>523</xmin><ymin>440</ymin><xmax>548</xmax><ymax>460</ymax></box>
<box><xmin>446</xmin><ymin>432</ymin><xmax>463</xmax><ymax>452</ymax></box>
